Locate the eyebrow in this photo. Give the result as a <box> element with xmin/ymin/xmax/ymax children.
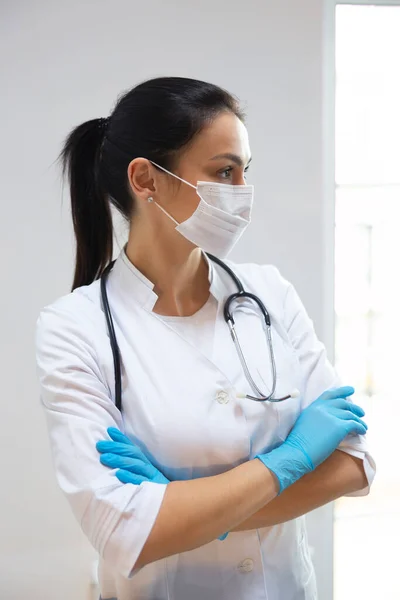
<box><xmin>209</xmin><ymin>153</ymin><xmax>252</xmax><ymax>167</ymax></box>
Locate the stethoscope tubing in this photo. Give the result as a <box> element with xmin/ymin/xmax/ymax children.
<box><xmin>100</xmin><ymin>254</ymin><xmax>293</xmax><ymax>412</ymax></box>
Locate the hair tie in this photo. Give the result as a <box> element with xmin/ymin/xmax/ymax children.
<box><xmin>98</xmin><ymin>117</ymin><xmax>110</xmax><ymax>131</ymax></box>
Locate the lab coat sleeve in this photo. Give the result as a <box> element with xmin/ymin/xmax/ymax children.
<box><xmin>282</xmin><ymin>278</ymin><xmax>376</xmax><ymax>496</ymax></box>
<box><xmin>35</xmin><ymin>297</ymin><xmax>167</xmax><ymax>578</ymax></box>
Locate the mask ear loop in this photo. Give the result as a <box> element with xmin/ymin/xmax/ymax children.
<box><xmin>149</xmin><ymin>198</ymin><xmax>180</xmax><ymax>226</ymax></box>
<box><xmin>147</xmin><ymin>161</ymin><xmax>201</xmax><ymax>225</ymax></box>
<box><xmin>148</xmin><ymin>160</ymin><xmax>197</xmax><ymax>190</ymax></box>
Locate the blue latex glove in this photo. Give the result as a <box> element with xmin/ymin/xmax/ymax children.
<box><xmin>255</xmin><ymin>386</ymin><xmax>367</xmax><ymax>494</ymax></box>
<box><xmin>96</xmin><ymin>428</ymin><xmax>169</xmax><ymax>485</ymax></box>
<box><xmin>97</xmin><ymin>428</ymin><xmax>229</xmax><ymax>541</ymax></box>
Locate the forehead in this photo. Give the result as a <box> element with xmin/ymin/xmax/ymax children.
<box><xmin>186</xmin><ymin>112</ymin><xmax>251</xmax><ymax>162</ymax></box>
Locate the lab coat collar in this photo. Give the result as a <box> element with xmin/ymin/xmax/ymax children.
<box><xmin>109</xmin><ymin>245</ymin><xmax>228</xmax><ymax>312</ymax></box>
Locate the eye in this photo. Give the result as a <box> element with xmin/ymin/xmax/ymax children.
<box><xmin>219</xmin><ymin>167</ymin><xmax>233</xmax><ymax>179</ymax></box>
<box><xmin>218</xmin><ymin>165</ymin><xmax>251</xmax><ymax>181</ymax></box>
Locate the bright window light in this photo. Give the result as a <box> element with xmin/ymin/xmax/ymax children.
<box><xmin>334</xmin><ymin>5</ymin><xmax>400</xmax><ymax>600</ymax></box>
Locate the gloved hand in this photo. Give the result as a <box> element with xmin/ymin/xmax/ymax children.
<box><xmin>255</xmin><ymin>386</ymin><xmax>367</xmax><ymax>494</ymax></box>
<box><xmin>96</xmin><ymin>427</ymin><xmax>169</xmax><ymax>485</ymax></box>
<box><xmin>97</xmin><ymin>428</ymin><xmax>229</xmax><ymax>542</ymax></box>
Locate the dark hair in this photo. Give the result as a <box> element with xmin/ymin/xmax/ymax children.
<box><xmin>60</xmin><ymin>76</ymin><xmax>244</xmax><ymax>291</ymax></box>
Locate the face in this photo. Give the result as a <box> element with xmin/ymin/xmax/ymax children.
<box><xmin>127</xmin><ymin>112</ymin><xmax>252</xmax><ymax>227</ymax></box>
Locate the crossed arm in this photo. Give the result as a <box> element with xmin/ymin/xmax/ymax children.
<box><xmin>231</xmin><ymin>450</ymin><xmax>367</xmax><ymax>532</ymax></box>
<box><xmin>134</xmin><ymin>448</ymin><xmax>367</xmax><ymax>569</ymax></box>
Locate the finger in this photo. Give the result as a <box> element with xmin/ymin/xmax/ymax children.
<box><xmin>100</xmin><ymin>454</ymin><xmax>152</xmax><ymax>475</ymax></box>
<box><xmin>345</xmin><ymin>420</ymin><xmax>368</xmax><ymax>436</ymax></box>
<box><xmin>320</xmin><ymin>386</ymin><xmax>355</xmax><ymax>401</ymax></box>
<box><xmin>331</xmin><ymin>409</ymin><xmax>368</xmax><ymax>429</ymax></box>
<box><xmin>96</xmin><ymin>441</ymin><xmax>131</xmax><ymax>455</ymax></box>
<box><xmin>107</xmin><ymin>427</ymin><xmax>134</xmax><ymax>446</ymax></box>
<box><xmin>96</xmin><ymin>441</ymin><xmax>148</xmax><ymax>461</ymax></box>
<box><xmin>115</xmin><ymin>469</ymin><xmax>147</xmax><ymax>486</ymax></box>
<box><xmin>345</xmin><ymin>402</ymin><xmax>365</xmax><ymax>418</ymax></box>
<box><xmin>330</xmin><ymin>399</ymin><xmax>365</xmax><ymax>417</ymax></box>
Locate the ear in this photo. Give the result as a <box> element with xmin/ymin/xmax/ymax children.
<box><xmin>127</xmin><ymin>158</ymin><xmax>157</xmax><ymax>201</ymax></box>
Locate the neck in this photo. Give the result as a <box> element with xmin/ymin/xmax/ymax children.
<box><xmin>125</xmin><ymin>227</ymin><xmax>210</xmax><ymax>317</ymax></box>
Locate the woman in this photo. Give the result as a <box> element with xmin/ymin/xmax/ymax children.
<box><xmin>36</xmin><ymin>77</ymin><xmax>375</xmax><ymax>600</ymax></box>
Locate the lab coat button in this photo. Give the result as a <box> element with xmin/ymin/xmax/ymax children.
<box><xmin>237</xmin><ymin>558</ymin><xmax>254</xmax><ymax>573</ymax></box>
<box><xmin>216</xmin><ymin>391</ymin><xmax>229</xmax><ymax>404</ymax></box>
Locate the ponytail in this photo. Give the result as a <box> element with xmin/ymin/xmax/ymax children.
<box><xmin>60</xmin><ymin>118</ymin><xmax>113</xmax><ymax>291</ymax></box>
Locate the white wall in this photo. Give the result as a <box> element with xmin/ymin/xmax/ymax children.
<box><xmin>0</xmin><ymin>1</ymin><xmax>335</xmax><ymax>598</ymax></box>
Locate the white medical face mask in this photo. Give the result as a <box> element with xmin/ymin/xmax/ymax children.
<box><xmin>148</xmin><ymin>161</ymin><xmax>254</xmax><ymax>258</ymax></box>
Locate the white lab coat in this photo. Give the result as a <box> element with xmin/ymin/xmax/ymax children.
<box><xmin>35</xmin><ymin>248</ymin><xmax>375</xmax><ymax>600</ymax></box>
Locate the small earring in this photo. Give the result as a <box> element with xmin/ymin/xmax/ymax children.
<box><xmin>147</xmin><ymin>196</ymin><xmax>154</xmax><ymax>203</ymax></box>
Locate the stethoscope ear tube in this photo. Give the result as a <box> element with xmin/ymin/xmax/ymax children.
<box><xmin>221</xmin><ymin>270</ymin><xmax>291</xmax><ymax>403</ymax></box>
<box><xmin>224</xmin><ymin>292</ymin><xmax>271</xmax><ymax>328</ymax></box>
<box><xmin>100</xmin><ymin>260</ymin><xmax>123</xmax><ymax>412</ymax></box>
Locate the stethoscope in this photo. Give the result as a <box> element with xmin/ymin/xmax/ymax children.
<box><xmin>100</xmin><ymin>253</ymin><xmax>300</xmax><ymax>412</ymax></box>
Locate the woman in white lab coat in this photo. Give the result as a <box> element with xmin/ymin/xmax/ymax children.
<box><xmin>36</xmin><ymin>77</ymin><xmax>375</xmax><ymax>600</ymax></box>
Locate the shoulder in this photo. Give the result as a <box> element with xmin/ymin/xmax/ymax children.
<box><xmin>35</xmin><ymin>279</ymin><xmax>106</xmax><ymax>352</ymax></box>
<box><xmin>221</xmin><ymin>260</ymin><xmax>302</xmax><ymax>329</ymax></box>
<box><xmin>224</xmin><ymin>260</ymin><xmax>291</xmax><ymax>300</ymax></box>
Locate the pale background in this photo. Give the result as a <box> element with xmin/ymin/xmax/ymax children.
<box><xmin>0</xmin><ymin>1</ymin><xmax>359</xmax><ymax>599</ymax></box>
